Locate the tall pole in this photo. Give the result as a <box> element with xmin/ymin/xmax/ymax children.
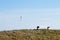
<box><xmin>20</xmin><ymin>16</ymin><xmax>22</xmax><ymax>28</ymax></box>
<box><xmin>20</xmin><ymin>16</ymin><xmax>22</xmax><ymax>21</ymax></box>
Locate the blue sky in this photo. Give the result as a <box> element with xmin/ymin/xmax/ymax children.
<box><xmin>0</xmin><ymin>0</ymin><xmax>60</xmax><ymax>30</ymax></box>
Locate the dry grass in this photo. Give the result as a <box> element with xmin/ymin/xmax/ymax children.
<box><xmin>0</xmin><ymin>29</ymin><xmax>60</xmax><ymax>40</ymax></box>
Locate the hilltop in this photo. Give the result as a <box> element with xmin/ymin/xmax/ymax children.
<box><xmin>0</xmin><ymin>29</ymin><xmax>60</xmax><ymax>40</ymax></box>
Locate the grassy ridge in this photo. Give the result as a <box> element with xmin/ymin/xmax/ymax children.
<box><xmin>0</xmin><ymin>29</ymin><xmax>60</xmax><ymax>40</ymax></box>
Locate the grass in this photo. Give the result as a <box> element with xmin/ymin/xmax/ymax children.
<box><xmin>0</xmin><ymin>29</ymin><xmax>60</xmax><ymax>40</ymax></box>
